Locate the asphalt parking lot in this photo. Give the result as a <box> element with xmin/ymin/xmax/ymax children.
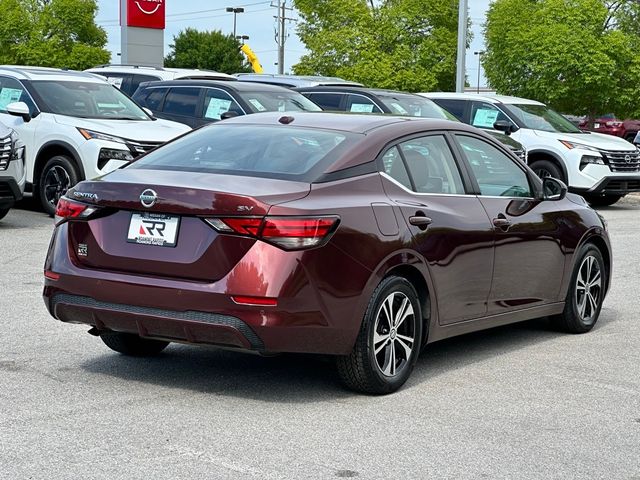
<box><xmin>1</xmin><ymin>197</ymin><xmax>639</xmax><ymax>480</ymax></box>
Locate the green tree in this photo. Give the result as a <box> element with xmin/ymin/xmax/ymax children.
<box><xmin>0</xmin><ymin>0</ymin><xmax>109</xmax><ymax>69</ymax></box>
<box><xmin>165</xmin><ymin>28</ymin><xmax>251</xmax><ymax>74</ymax></box>
<box><xmin>483</xmin><ymin>0</ymin><xmax>640</xmax><ymax>117</ymax></box>
<box><xmin>292</xmin><ymin>0</ymin><xmax>466</xmax><ymax>92</ymax></box>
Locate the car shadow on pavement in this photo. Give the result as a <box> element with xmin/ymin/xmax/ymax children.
<box><xmin>80</xmin><ymin>310</ymin><xmax>616</xmax><ymax>401</ymax></box>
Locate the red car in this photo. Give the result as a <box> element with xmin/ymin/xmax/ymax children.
<box><xmin>43</xmin><ymin>113</ymin><xmax>611</xmax><ymax>394</ymax></box>
<box><xmin>579</xmin><ymin>114</ymin><xmax>640</xmax><ymax>142</ymax></box>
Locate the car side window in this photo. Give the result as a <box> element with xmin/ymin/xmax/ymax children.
<box><xmin>303</xmin><ymin>93</ymin><xmax>343</xmax><ymax>111</ymax></box>
<box><xmin>346</xmin><ymin>94</ymin><xmax>382</xmax><ymax>113</ymax></box>
<box><xmin>381</xmin><ymin>146</ymin><xmax>412</xmax><ymax>190</ymax></box>
<box><xmin>129</xmin><ymin>74</ymin><xmax>162</xmax><ymax>96</ymax></box>
<box><xmin>470</xmin><ymin>102</ymin><xmax>512</xmax><ymax>129</ymax></box>
<box><xmin>203</xmin><ymin>89</ymin><xmax>243</xmax><ymax>120</ymax></box>
<box><xmin>455</xmin><ymin>135</ymin><xmax>533</xmax><ymax>198</ymax></box>
<box><xmin>140</xmin><ymin>87</ymin><xmax>168</xmax><ymax>110</ymax></box>
<box><xmin>162</xmin><ymin>87</ymin><xmax>201</xmax><ymax>117</ymax></box>
<box><xmin>102</xmin><ymin>74</ymin><xmax>129</xmax><ymax>91</ymax></box>
<box><xmin>0</xmin><ymin>76</ymin><xmax>36</xmax><ymax>114</ymax></box>
<box><xmin>433</xmin><ymin>99</ymin><xmax>466</xmax><ymax>121</ymax></box>
<box><xmin>398</xmin><ymin>135</ymin><xmax>466</xmax><ymax>194</ymax></box>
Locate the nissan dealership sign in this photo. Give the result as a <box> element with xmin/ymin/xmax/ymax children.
<box><xmin>120</xmin><ymin>0</ymin><xmax>165</xmax><ymax>66</ymax></box>
<box><xmin>126</xmin><ymin>0</ymin><xmax>165</xmax><ymax>29</ymax></box>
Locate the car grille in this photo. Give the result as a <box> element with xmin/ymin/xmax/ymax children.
<box><xmin>126</xmin><ymin>140</ymin><xmax>163</xmax><ymax>158</ymax></box>
<box><xmin>603</xmin><ymin>179</ymin><xmax>640</xmax><ymax>192</ymax></box>
<box><xmin>0</xmin><ymin>135</ymin><xmax>11</xmax><ymax>171</ymax></box>
<box><xmin>600</xmin><ymin>150</ymin><xmax>640</xmax><ymax>172</ymax></box>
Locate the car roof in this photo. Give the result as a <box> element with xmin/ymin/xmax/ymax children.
<box><xmin>235</xmin><ymin>73</ymin><xmax>364</xmax><ymax>88</ymax></box>
<box><xmin>220</xmin><ymin>111</ymin><xmax>470</xmax><ymax>134</ymax></box>
<box><xmin>420</xmin><ymin>92</ymin><xmax>545</xmax><ymax>106</ymax></box>
<box><xmin>296</xmin><ymin>86</ymin><xmax>425</xmax><ymax>97</ymax></box>
<box><xmin>86</xmin><ymin>65</ymin><xmax>235</xmax><ymax>80</ymax></box>
<box><xmin>137</xmin><ymin>79</ymin><xmax>299</xmax><ymax>93</ymax></box>
<box><xmin>0</xmin><ymin>65</ymin><xmax>106</xmax><ymax>83</ymax></box>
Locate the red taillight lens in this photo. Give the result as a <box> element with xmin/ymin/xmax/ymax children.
<box><xmin>55</xmin><ymin>197</ymin><xmax>88</xmax><ymax>218</ymax></box>
<box><xmin>44</xmin><ymin>270</ymin><xmax>60</xmax><ymax>280</ymax></box>
<box><xmin>261</xmin><ymin>217</ymin><xmax>339</xmax><ymax>250</ymax></box>
<box><xmin>207</xmin><ymin>216</ymin><xmax>340</xmax><ymax>250</ymax></box>
<box><xmin>231</xmin><ymin>295</ymin><xmax>277</xmax><ymax>306</ymax></box>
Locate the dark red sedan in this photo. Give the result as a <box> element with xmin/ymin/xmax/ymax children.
<box><xmin>43</xmin><ymin>112</ymin><xmax>611</xmax><ymax>394</ymax></box>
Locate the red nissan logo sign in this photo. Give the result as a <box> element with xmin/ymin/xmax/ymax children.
<box><xmin>126</xmin><ymin>0</ymin><xmax>165</xmax><ymax>29</ymax></box>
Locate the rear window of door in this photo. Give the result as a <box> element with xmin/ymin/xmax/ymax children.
<box><xmin>303</xmin><ymin>93</ymin><xmax>344</xmax><ymax>111</ymax></box>
<box><xmin>432</xmin><ymin>98</ymin><xmax>467</xmax><ymax>121</ymax></box>
<box><xmin>203</xmin><ymin>88</ymin><xmax>243</xmax><ymax>120</ymax></box>
<box><xmin>455</xmin><ymin>134</ymin><xmax>533</xmax><ymax>198</ymax></box>
<box><xmin>162</xmin><ymin>87</ymin><xmax>202</xmax><ymax>117</ymax></box>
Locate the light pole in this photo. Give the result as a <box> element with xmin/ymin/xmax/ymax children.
<box><xmin>474</xmin><ymin>51</ymin><xmax>485</xmax><ymax>94</ymax></box>
<box><xmin>226</xmin><ymin>7</ymin><xmax>245</xmax><ymax>38</ymax></box>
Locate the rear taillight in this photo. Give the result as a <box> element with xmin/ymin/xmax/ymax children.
<box><xmin>54</xmin><ymin>197</ymin><xmax>98</xmax><ymax>224</ymax></box>
<box><xmin>605</xmin><ymin>121</ymin><xmax>623</xmax><ymax>128</ymax></box>
<box><xmin>205</xmin><ymin>216</ymin><xmax>339</xmax><ymax>250</ymax></box>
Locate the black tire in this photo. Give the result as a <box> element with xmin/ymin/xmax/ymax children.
<box><xmin>552</xmin><ymin>244</ymin><xmax>606</xmax><ymax>333</ymax></box>
<box><xmin>337</xmin><ymin>276</ymin><xmax>422</xmax><ymax>395</ymax></box>
<box><xmin>624</xmin><ymin>133</ymin><xmax>636</xmax><ymax>143</ymax></box>
<box><xmin>38</xmin><ymin>155</ymin><xmax>80</xmax><ymax>217</ymax></box>
<box><xmin>585</xmin><ymin>194</ymin><xmax>623</xmax><ymax>207</ymax></box>
<box><xmin>100</xmin><ymin>332</ymin><xmax>169</xmax><ymax>356</ymax></box>
<box><xmin>529</xmin><ymin>159</ymin><xmax>565</xmax><ymax>182</ymax></box>
<box><xmin>0</xmin><ymin>208</ymin><xmax>9</xmax><ymax>220</ymax></box>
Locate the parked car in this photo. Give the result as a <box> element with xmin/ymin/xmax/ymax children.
<box><xmin>422</xmin><ymin>93</ymin><xmax>640</xmax><ymax>206</ymax></box>
<box><xmin>0</xmin><ymin>122</ymin><xmax>25</xmax><ymax>220</ymax></box>
<box><xmin>634</xmin><ymin>131</ymin><xmax>640</xmax><ymax>147</ymax></box>
<box><xmin>0</xmin><ymin>66</ymin><xmax>191</xmax><ymax>215</ymax></box>
<box><xmin>132</xmin><ymin>80</ymin><xmax>322</xmax><ymax>128</ymax></box>
<box><xmin>297</xmin><ymin>86</ymin><xmax>527</xmax><ymax>162</ymax></box>
<box><xmin>85</xmin><ymin>64</ymin><xmax>235</xmax><ymax>97</ymax></box>
<box><xmin>578</xmin><ymin>114</ymin><xmax>640</xmax><ymax>143</ymax></box>
<box><xmin>235</xmin><ymin>73</ymin><xmax>363</xmax><ymax>88</ymax></box>
<box><xmin>44</xmin><ymin>112</ymin><xmax>611</xmax><ymax>394</ymax></box>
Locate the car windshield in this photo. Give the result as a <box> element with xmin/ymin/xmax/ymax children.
<box><xmin>128</xmin><ymin>124</ymin><xmax>358</xmax><ymax>181</ymax></box>
<box><xmin>243</xmin><ymin>91</ymin><xmax>322</xmax><ymax>113</ymax></box>
<box><xmin>29</xmin><ymin>80</ymin><xmax>149</xmax><ymax>120</ymax></box>
<box><xmin>377</xmin><ymin>94</ymin><xmax>455</xmax><ymax>120</ymax></box>
<box><xmin>505</xmin><ymin>103</ymin><xmax>582</xmax><ymax>133</ymax></box>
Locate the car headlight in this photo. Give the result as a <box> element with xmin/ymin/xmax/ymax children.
<box><xmin>98</xmin><ymin>148</ymin><xmax>134</xmax><ymax>170</ymax></box>
<box><xmin>579</xmin><ymin>154</ymin><xmax>606</xmax><ymax>170</ymax></box>
<box><xmin>77</xmin><ymin>128</ymin><xmax>127</xmax><ymax>144</ymax></box>
<box><xmin>559</xmin><ymin>140</ymin><xmax>600</xmax><ymax>152</ymax></box>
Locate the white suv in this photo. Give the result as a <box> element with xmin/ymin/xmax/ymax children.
<box><xmin>0</xmin><ymin>122</ymin><xmax>26</xmax><ymax>220</ymax></box>
<box><xmin>86</xmin><ymin>65</ymin><xmax>235</xmax><ymax>97</ymax></box>
<box><xmin>422</xmin><ymin>93</ymin><xmax>640</xmax><ymax>206</ymax></box>
<box><xmin>0</xmin><ymin>66</ymin><xmax>191</xmax><ymax>215</ymax></box>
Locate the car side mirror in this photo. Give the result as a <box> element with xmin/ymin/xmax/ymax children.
<box><xmin>542</xmin><ymin>177</ymin><xmax>567</xmax><ymax>201</ymax></box>
<box><xmin>6</xmin><ymin>102</ymin><xmax>31</xmax><ymax>123</ymax></box>
<box><xmin>493</xmin><ymin>120</ymin><xmax>517</xmax><ymax>135</ymax></box>
<box><xmin>142</xmin><ymin>107</ymin><xmax>156</xmax><ymax>120</ymax></box>
<box><xmin>220</xmin><ymin>111</ymin><xmax>240</xmax><ymax>120</ymax></box>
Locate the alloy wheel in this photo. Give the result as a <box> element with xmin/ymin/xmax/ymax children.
<box><xmin>43</xmin><ymin>165</ymin><xmax>71</xmax><ymax>207</ymax></box>
<box><xmin>576</xmin><ymin>255</ymin><xmax>602</xmax><ymax>323</ymax></box>
<box><xmin>534</xmin><ymin>167</ymin><xmax>553</xmax><ymax>179</ymax></box>
<box><xmin>372</xmin><ymin>292</ymin><xmax>416</xmax><ymax>377</ymax></box>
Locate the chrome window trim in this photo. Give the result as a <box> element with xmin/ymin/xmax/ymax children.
<box><xmin>380</xmin><ymin>171</ymin><xmax>475</xmax><ymax>198</ymax></box>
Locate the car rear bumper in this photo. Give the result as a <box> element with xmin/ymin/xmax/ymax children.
<box><xmin>571</xmin><ymin>176</ymin><xmax>640</xmax><ymax>195</ymax></box>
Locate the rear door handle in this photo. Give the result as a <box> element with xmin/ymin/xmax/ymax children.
<box><xmin>409</xmin><ymin>216</ymin><xmax>432</xmax><ymax>229</ymax></box>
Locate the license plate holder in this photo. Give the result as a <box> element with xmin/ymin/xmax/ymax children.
<box><xmin>127</xmin><ymin>212</ymin><xmax>180</xmax><ymax>247</ymax></box>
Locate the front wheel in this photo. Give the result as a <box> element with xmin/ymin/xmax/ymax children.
<box><xmin>100</xmin><ymin>332</ymin><xmax>169</xmax><ymax>356</ymax></box>
<box><xmin>337</xmin><ymin>276</ymin><xmax>422</xmax><ymax>395</ymax></box>
<box><xmin>529</xmin><ymin>159</ymin><xmax>565</xmax><ymax>182</ymax></box>
<box><xmin>552</xmin><ymin>244</ymin><xmax>607</xmax><ymax>333</ymax></box>
<box><xmin>38</xmin><ymin>155</ymin><xmax>80</xmax><ymax>217</ymax></box>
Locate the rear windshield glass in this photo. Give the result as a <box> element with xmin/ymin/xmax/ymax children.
<box><xmin>128</xmin><ymin>124</ymin><xmax>358</xmax><ymax>181</ymax></box>
<box><xmin>243</xmin><ymin>91</ymin><xmax>322</xmax><ymax>113</ymax></box>
<box><xmin>377</xmin><ymin>94</ymin><xmax>453</xmax><ymax>119</ymax></box>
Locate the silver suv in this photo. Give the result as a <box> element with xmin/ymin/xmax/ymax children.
<box><xmin>0</xmin><ymin>122</ymin><xmax>25</xmax><ymax>220</ymax></box>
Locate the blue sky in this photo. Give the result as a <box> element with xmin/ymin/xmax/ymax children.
<box><xmin>96</xmin><ymin>1</ymin><xmax>490</xmax><ymax>85</ymax></box>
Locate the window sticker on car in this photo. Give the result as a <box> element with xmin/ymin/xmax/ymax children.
<box><xmin>473</xmin><ymin>108</ymin><xmax>499</xmax><ymax>128</ymax></box>
<box><xmin>248</xmin><ymin>98</ymin><xmax>267</xmax><ymax>112</ymax></box>
<box><xmin>205</xmin><ymin>98</ymin><xmax>232</xmax><ymax>120</ymax></box>
<box><xmin>107</xmin><ymin>77</ymin><xmax>123</xmax><ymax>89</ymax></box>
<box><xmin>350</xmin><ymin>103</ymin><xmax>375</xmax><ymax>113</ymax></box>
<box><xmin>389</xmin><ymin>102</ymin><xmax>409</xmax><ymax>115</ymax></box>
<box><xmin>0</xmin><ymin>88</ymin><xmax>23</xmax><ymax>110</ymax></box>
